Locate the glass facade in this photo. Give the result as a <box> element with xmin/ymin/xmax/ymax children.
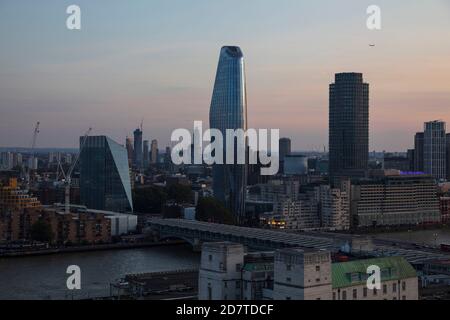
<box><xmin>80</xmin><ymin>136</ymin><xmax>133</xmax><ymax>213</ymax></box>
<box><xmin>209</xmin><ymin>46</ymin><xmax>248</xmax><ymax>222</ymax></box>
<box><xmin>329</xmin><ymin>73</ymin><xmax>369</xmax><ymax>179</ymax></box>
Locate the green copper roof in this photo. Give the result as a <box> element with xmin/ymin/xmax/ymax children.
<box><xmin>332</xmin><ymin>257</ymin><xmax>417</xmax><ymax>289</ymax></box>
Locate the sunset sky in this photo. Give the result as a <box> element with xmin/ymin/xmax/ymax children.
<box><xmin>1</xmin><ymin>0</ymin><xmax>450</xmax><ymax>151</ymax></box>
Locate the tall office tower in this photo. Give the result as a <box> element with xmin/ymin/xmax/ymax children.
<box><xmin>150</xmin><ymin>139</ymin><xmax>158</xmax><ymax>164</ymax></box>
<box><xmin>329</xmin><ymin>73</ymin><xmax>369</xmax><ymax>180</ymax></box>
<box><xmin>279</xmin><ymin>138</ymin><xmax>292</xmax><ymax>162</ymax></box>
<box><xmin>414</xmin><ymin>132</ymin><xmax>424</xmax><ymax>172</ymax></box>
<box><xmin>407</xmin><ymin>149</ymin><xmax>415</xmax><ymax>171</ymax></box>
<box><xmin>143</xmin><ymin>140</ymin><xmax>150</xmax><ymax>168</ymax></box>
<box><xmin>133</xmin><ymin>128</ymin><xmax>143</xmax><ymax>169</ymax></box>
<box><xmin>79</xmin><ymin>136</ymin><xmax>133</xmax><ymax>213</ymax></box>
<box><xmin>209</xmin><ymin>46</ymin><xmax>248</xmax><ymax>222</ymax></box>
<box><xmin>447</xmin><ymin>133</ymin><xmax>450</xmax><ymax>181</ymax></box>
<box><xmin>424</xmin><ymin>120</ymin><xmax>446</xmax><ymax>180</ymax></box>
<box><xmin>125</xmin><ymin>136</ymin><xmax>134</xmax><ymax>166</ymax></box>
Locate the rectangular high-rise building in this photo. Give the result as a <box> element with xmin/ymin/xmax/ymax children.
<box><xmin>80</xmin><ymin>136</ymin><xmax>133</xmax><ymax>213</ymax></box>
<box><xmin>447</xmin><ymin>133</ymin><xmax>450</xmax><ymax>181</ymax></box>
<box><xmin>424</xmin><ymin>120</ymin><xmax>446</xmax><ymax>180</ymax></box>
<box><xmin>133</xmin><ymin>128</ymin><xmax>143</xmax><ymax>169</ymax></box>
<box><xmin>329</xmin><ymin>73</ymin><xmax>369</xmax><ymax>180</ymax></box>
<box><xmin>143</xmin><ymin>140</ymin><xmax>149</xmax><ymax>168</ymax></box>
<box><xmin>414</xmin><ymin>132</ymin><xmax>424</xmax><ymax>172</ymax></box>
<box><xmin>150</xmin><ymin>139</ymin><xmax>158</xmax><ymax>164</ymax></box>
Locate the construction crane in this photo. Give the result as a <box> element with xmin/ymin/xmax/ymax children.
<box><xmin>59</xmin><ymin>128</ymin><xmax>92</xmax><ymax>214</ymax></box>
<box><xmin>25</xmin><ymin>122</ymin><xmax>40</xmax><ymax>190</ymax></box>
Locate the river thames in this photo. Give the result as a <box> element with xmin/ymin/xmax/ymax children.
<box><xmin>0</xmin><ymin>245</ymin><xmax>200</xmax><ymax>300</ymax></box>
<box><xmin>2</xmin><ymin>228</ymin><xmax>450</xmax><ymax>300</ymax></box>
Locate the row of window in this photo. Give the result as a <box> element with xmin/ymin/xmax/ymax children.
<box><xmin>333</xmin><ymin>281</ymin><xmax>407</xmax><ymax>300</ymax></box>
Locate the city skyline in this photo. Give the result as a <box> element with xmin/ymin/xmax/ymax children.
<box><xmin>1</xmin><ymin>1</ymin><xmax>450</xmax><ymax>151</ymax></box>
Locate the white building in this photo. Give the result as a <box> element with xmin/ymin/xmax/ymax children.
<box><xmin>318</xmin><ymin>180</ymin><xmax>350</xmax><ymax>230</ymax></box>
<box><xmin>272</xmin><ymin>248</ymin><xmax>332</xmax><ymax>300</ymax></box>
<box><xmin>198</xmin><ymin>242</ymin><xmax>245</xmax><ymax>300</ymax></box>
<box><xmin>198</xmin><ymin>242</ymin><xmax>419</xmax><ymax>301</ymax></box>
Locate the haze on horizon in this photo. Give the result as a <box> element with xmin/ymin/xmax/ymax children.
<box><xmin>1</xmin><ymin>0</ymin><xmax>450</xmax><ymax>152</ymax></box>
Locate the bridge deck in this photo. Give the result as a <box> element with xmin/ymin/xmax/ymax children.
<box><xmin>148</xmin><ymin>218</ymin><xmax>450</xmax><ymax>264</ymax></box>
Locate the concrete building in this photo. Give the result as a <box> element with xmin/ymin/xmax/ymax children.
<box><xmin>198</xmin><ymin>243</ymin><xmax>419</xmax><ymax>300</ymax></box>
<box><xmin>198</xmin><ymin>242</ymin><xmax>245</xmax><ymax>300</ymax></box>
<box><xmin>332</xmin><ymin>257</ymin><xmax>418</xmax><ymax>300</ymax></box>
<box><xmin>351</xmin><ymin>171</ymin><xmax>440</xmax><ymax>228</ymax></box>
<box><xmin>318</xmin><ymin>180</ymin><xmax>350</xmax><ymax>231</ymax></box>
<box><xmin>440</xmin><ymin>197</ymin><xmax>450</xmax><ymax>224</ymax></box>
<box><xmin>150</xmin><ymin>139</ymin><xmax>158</xmax><ymax>164</ymax></box>
<box><xmin>424</xmin><ymin>121</ymin><xmax>447</xmax><ymax>180</ymax></box>
<box><xmin>272</xmin><ymin>248</ymin><xmax>332</xmax><ymax>300</ymax></box>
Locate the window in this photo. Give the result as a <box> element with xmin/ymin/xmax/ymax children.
<box><xmin>208</xmin><ymin>255</ymin><xmax>212</xmax><ymax>262</ymax></box>
<box><xmin>342</xmin><ymin>290</ymin><xmax>347</xmax><ymax>300</ymax></box>
<box><xmin>373</xmin><ymin>288</ymin><xmax>377</xmax><ymax>296</ymax></box>
<box><xmin>333</xmin><ymin>292</ymin><xmax>336</xmax><ymax>300</ymax></box>
<box><xmin>363</xmin><ymin>287</ymin><xmax>368</xmax><ymax>298</ymax></box>
<box><xmin>286</xmin><ymin>277</ymin><xmax>291</xmax><ymax>283</ymax></box>
<box><xmin>224</xmin><ymin>281</ymin><xmax>227</xmax><ymax>288</ymax></box>
<box><xmin>236</xmin><ymin>264</ymin><xmax>242</xmax><ymax>272</ymax></box>
<box><xmin>402</xmin><ymin>282</ymin><xmax>406</xmax><ymax>291</ymax></box>
<box><xmin>402</xmin><ymin>296</ymin><xmax>406</xmax><ymax>300</ymax></box>
<box><xmin>287</xmin><ymin>264</ymin><xmax>292</xmax><ymax>271</ymax></box>
<box><xmin>316</xmin><ymin>266</ymin><xmax>320</xmax><ymax>272</ymax></box>
<box><xmin>353</xmin><ymin>289</ymin><xmax>357</xmax><ymax>300</ymax></box>
<box><xmin>236</xmin><ymin>281</ymin><xmax>241</xmax><ymax>289</ymax></box>
<box><xmin>393</xmin><ymin>283</ymin><xmax>397</xmax><ymax>293</ymax></box>
<box><xmin>383</xmin><ymin>284</ymin><xmax>387</xmax><ymax>294</ymax></box>
<box><xmin>316</xmin><ymin>278</ymin><xmax>321</xmax><ymax>282</ymax></box>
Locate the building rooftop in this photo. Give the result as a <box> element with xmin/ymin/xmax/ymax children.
<box><xmin>332</xmin><ymin>256</ymin><xmax>417</xmax><ymax>289</ymax></box>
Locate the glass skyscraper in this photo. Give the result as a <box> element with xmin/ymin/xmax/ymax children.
<box><xmin>133</xmin><ymin>128</ymin><xmax>143</xmax><ymax>169</ymax></box>
<box><xmin>329</xmin><ymin>73</ymin><xmax>369</xmax><ymax>180</ymax></box>
<box><xmin>209</xmin><ymin>46</ymin><xmax>248</xmax><ymax>222</ymax></box>
<box><xmin>80</xmin><ymin>136</ymin><xmax>133</xmax><ymax>213</ymax></box>
<box><xmin>424</xmin><ymin>120</ymin><xmax>447</xmax><ymax>180</ymax></box>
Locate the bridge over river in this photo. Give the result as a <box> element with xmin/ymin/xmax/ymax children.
<box><xmin>147</xmin><ymin>218</ymin><xmax>450</xmax><ymax>265</ymax></box>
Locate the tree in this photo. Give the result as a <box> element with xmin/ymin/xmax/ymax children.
<box><xmin>195</xmin><ymin>197</ymin><xmax>235</xmax><ymax>225</ymax></box>
<box><xmin>30</xmin><ymin>220</ymin><xmax>54</xmax><ymax>243</ymax></box>
<box><xmin>133</xmin><ymin>186</ymin><xmax>168</xmax><ymax>213</ymax></box>
<box><xmin>166</xmin><ymin>183</ymin><xmax>192</xmax><ymax>203</ymax></box>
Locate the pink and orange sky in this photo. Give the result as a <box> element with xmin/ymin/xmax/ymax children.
<box><xmin>1</xmin><ymin>0</ymin><xmax>450</xmax><ymax>151</ymax></box>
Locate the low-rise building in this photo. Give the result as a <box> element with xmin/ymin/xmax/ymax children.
<box><xmin>198</xmin><ymin>242</ymin><xmax>419</xmax><ymax>301</ymax></box>
<box><xmin>351</xmin><ymin>171</ymin><xmax>440</xmax><ymax>228</ymax></box>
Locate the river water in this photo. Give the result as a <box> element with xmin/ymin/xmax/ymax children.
<box><xmin>2</xmin><ymin>229</ymin><xmax>450</xmax><ymax>300</ymax></box>
<box><xmin>0</xmin><ymin>245</ymin><xmax>200</xmax><ymax>300</ymax></box>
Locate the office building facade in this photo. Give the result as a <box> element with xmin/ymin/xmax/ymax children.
<box><xmin>329</xmin><ymin>73</ymin><xmax>369</xmax><ymax>179</ymax></box>
<box><xmin>80</xmin><ymin>136</ymin><xmax>133</xmax><ymax>213</ymax></box>
<box><xmin>209</xmin><ymin>46</ymin><xmax>248</xmax><ymax>222</ymax></box>
<box><xmin>133</xmin><ymin>128</ymin><xmax>143</xmax><ymax>169</ymax></box>
<box><xmin>424</xmin><ymin>121</ymin><xmax>446</xmax><ymax>180</ymax></box>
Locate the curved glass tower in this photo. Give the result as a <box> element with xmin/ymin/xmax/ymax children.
<box><xmin>209</xmin><ymin>46</ymin><xmax>248</xmax><ymax>223</ymax></box>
